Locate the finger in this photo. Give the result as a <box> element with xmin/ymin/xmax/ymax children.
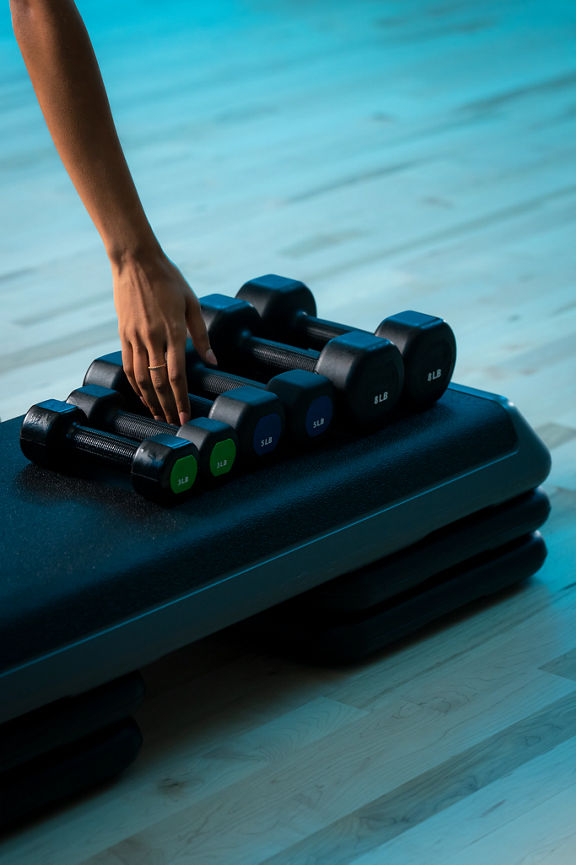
<box><xmin>148</xmin><ymin>349</ymin><xmax>179</xmax><ymax>425</ymax></box>
<box><xmin>121</xmin><ymin>340</ymin><xmax>140</xmax><ymax>401</ymax></box>
<box><xmin>133</xmin><ymin>344</ymin><xmax>163</xmax><ymax>419</ymax></box>
<box><xmin>166</xmin><ymin>338</ymin><xmax>191</xmax><ymax>427</ymax></box>
<box><xmin>186</xmin><ymin>298</ymin><xmax>217</xmax><ymax>366</ymax></box>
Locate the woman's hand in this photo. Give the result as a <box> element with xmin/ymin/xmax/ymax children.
<box><xmin>112</xmin><ymin>248</ymin><xmax>216</xmax><ymax>425</ymax></box>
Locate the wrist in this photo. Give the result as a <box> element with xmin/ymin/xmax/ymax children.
<box><xmin>107</xmin><ymin>235</ymin><xmax>164</xmax><ymax>273</ymax></box>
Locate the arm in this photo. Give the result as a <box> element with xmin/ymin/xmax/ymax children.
<box><xmin>10</xmin><ymin>0</ymin><xmax>216</xmax><ymax>425</ymax></box>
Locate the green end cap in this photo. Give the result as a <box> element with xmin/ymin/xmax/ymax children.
<box><xmin>209</xmin><ymin>437</ymin><xmax>237</xmax><ymax>477</ymax></box>
<box><xmin>169</xmin><ymin>454</ymin><xmax>198</xmax><ymax>494</ymax></box>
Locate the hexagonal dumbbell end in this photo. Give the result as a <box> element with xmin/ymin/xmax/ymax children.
<box><xmin>67</xmin><ymin>383</ymin><xmax>126</xmax><ymax>428</ymax></box>
<box><xmin>210</xmin><ymin>386</ymin><xmax>285</xmax><ymax>459</ymax></box>
<box><xmin>199</xmin><ymin>294</ymin><xmax>263</xmax><ymax>369</ymax></box>
<box><xmin>314</xmin><ymin>332</ymin><xmax>405</xmax><ymax>426</ymax></box>
<box><xmin>83</xmin><ymin>350</ymin><xmax>141</xmax><ymax>411</ymax></box>
<box><xmin>375</xmin><ymin>311</ymin><xmax>456</xmax><ymax>408</ymax></box>
<box><xmin>131</xmin><ymin>434</ymin><xmax>199</xmax><ymax>502</ymax></box>
<box><xmin>266</xmin><ymin>369</ymin><xmax>333</xmax><ymax>441</ymax></box>
<box><xmin>175</xmin><ymin>416</ymin><xmax>238</xmax><ymax>479</ymax></box>
<box><xmin>237</xmin><ymin>274</ymin><xmax>318</xmax><ymax>343</ymax></box>
<box><xmin>20</xmin><ymin>399</ymin><xmax>85</xmax><ymax>468</ymax></box>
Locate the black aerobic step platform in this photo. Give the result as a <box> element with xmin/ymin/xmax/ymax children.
<box><xmin>0</xmin><ymin>383</ymin><xmax>550</xmax><ymax>726</ymax></box>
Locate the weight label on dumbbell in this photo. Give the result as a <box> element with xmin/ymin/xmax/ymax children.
<box><xmin>373</xmin><ymin>391</ymin><xmax>389</xmax><ymax>405</ymax></box>
<box><xmin>253</xmin><ymin>414</ymin><xmax>283</xmax><ymax>455</ymax></box>
<box><xmin>305</xmin><ymin>395</ymin><xmax>334</xmax><ymax>438</ymax></box>
<box><xmin>427</xmin><ymin>369</ymin><xmax>442</xmax><ymax>382</ymax></box>
<box><xmin>209</xmin><ymin>438</ymin><xmax>237</xmax><ymax>477</ymax></box>
<box><xmin>169</xmin><ymin>455</ymin><xmax>198</xmax><ymax>494</ymax></box>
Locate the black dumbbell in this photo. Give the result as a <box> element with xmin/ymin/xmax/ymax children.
<box><xmin>237</xmin><ymin>274</ymin><xmax>457</xmax><ymax>408</ymax></box>
<box><xmin>178</xmin><ymin>388</ymin><xmax>284</xmax><ymax>461</ymax></box>
<box><xmin>20</xmin><ymin>399</ymin><xmax>200</xmax><ymax>504</ymax></box>
<box><xmin>199</xmin><ymin>294</ymin><xmax>404</xmax><ymax>427</ymax></box>
<box><xmin>85</xmin><ymin>348</ymin><xmax>333</xmax><ymax>445</ymax></box>
<box><xmin>184</xmin><ymin>347</ymin><xmax>334</xmax><ymax>443</ymax></box>
<box><xmin>83</xmin><ymin>353</ymin><xmax>285</xmax><ymax>461</ymax></box>
<box><xmin>67</xmin><ymin>384</ymin><xmax>238</xmax><ymax>481</ymax></box>
<box><xmin>84</xmin><ymin>351</ymin><xmax>143</xmax><ymax>412</ymax></box>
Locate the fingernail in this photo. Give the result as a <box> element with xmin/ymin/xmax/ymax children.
<box><xmin>154</xmin><ymin>415</ymin><xmax>162</xmax><ymax>421</ymax></box>
<box><xmin>206</xmin><ymin>348</ymin><xmax>218</xmax><ymax>366</ymax></box>
<box><xmin>179</xmin><ymin>412</ymin><xmax>190</xmax><ymax>426</ymax></box>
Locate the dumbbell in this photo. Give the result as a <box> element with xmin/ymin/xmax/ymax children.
<box><xmin>237</xmin><ymin>274</ymin><xmax>457</xmax><ymax>408</ymax></box>
<box><xmin>85</xmin><ymin>348</ymin><xmax>333</xmax><ymax>445</ymax></box>
<box><xmin>184</xmin><ymin>347</ymin><xmax>333</xmax><ymax>443</ymax></box>
<box><xmin>83</xmin><ymin>354</ymin><xmax>285</xmax><ymax>461</ymax></box>
<box><xmin>67</xmin><ymin>384</ymin><xmax>238</xmax><ymax>481</ymax></box>
<box><xmin>199</xmin><ymin>294</ymin><xmax>404</xmax><ymax>427</ymax></box>
<box><xmin>84</xmin><ymin>351</ymin><xmax>143</xmax><ymax>412</ymax></box>
<box><xmin>20</xmin><ymin>399</ymin><xmax>199</xmax><ymax>504</ymax></box>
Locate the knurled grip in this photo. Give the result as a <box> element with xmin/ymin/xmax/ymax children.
<box><xmin>69</xmin><ymin>426</ymin><xmax>136</xmax><ymax>468</ymax></box>
<box><xmin>245</xmin><ymin>336</ymin><xmax>317</xmax><ymax>374</ymax></box>
<box><xmin>112</xmin><ymin>412</ymin><xmax>175</xmax><ymax>441</ymax></box>
<box><xmin>193</xmin><ymin>367</ymin><xmax>251</xmax><ymax>396</ymax></box>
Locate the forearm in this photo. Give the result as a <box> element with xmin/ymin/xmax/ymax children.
<box><xmin>11</xmin><ymin>0</ymin><xmax>215</xmax><ymax>425</ymax></box>
<box><xmin>10</xmin><ymin>0</ymin><xmax>159</xmax><ymax>265</ymax></box>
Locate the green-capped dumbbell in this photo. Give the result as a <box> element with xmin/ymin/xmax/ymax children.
<box><xmin>67</xmin><ymin>384</ymin><xmax>238</xmax><ymax>481</ymax></box>
<box><xmin>20</xmin><ymin>399</ymin><xmax>199</xmax><ymax>504</ymax></box>
<box><xmin>83</xmin><ymin>353</ymin><xmax>285</xmax><ymax>462</ymax></box>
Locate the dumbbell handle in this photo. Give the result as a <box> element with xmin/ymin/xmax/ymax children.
<box><xmin>188</xmin><ymin>364</ymin><xmax>264</xmax><ymax>397</ymax></box>
<box><xmin>69</xmin><ymin>424</ymin><xmax>136</xmax><ymax>468</ymax></box>
<box><xmin>109</xmin><ymin>411</ymin><xmax>175</xmax><ymax>441</ymax></box>
<box><xmin>293</xmin><ymin>311</ymin><xmax>350</xmax><ymax>349</ymax></box>
<box><xmin>242</xmin><ymin>335</ymin><xmax>318</xmax><ymax>375</ymax></box>
<box><xmin>119</xmin><ymin>392</ymin><xmax>234</xmax><ymax>422</ymax></box>
<box><xmin>109</xmin><ymin>399</ymin><xmax>215</xmax><ymax>437</ymax></box>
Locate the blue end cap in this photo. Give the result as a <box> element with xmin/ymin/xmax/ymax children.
<box><xmin>305</xmin><ymin>395</ymin><xmax>333</xmax><ymax>437</ymax></box>
<box><xmin>252</xmin><ymin>413</ymin><xmax>283</xmax><ymax>455</ymax></box>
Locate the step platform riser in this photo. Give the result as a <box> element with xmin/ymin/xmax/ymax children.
<box><xmin>235</xmin><ymin>531</ymin><xmax>547</xmax><ymax>664</ymax></box>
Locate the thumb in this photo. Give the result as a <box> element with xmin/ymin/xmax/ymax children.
<box><xmin>186</xmin><ymin>300</ymin><xmax>217</xmax><ymax>366</ymax></box>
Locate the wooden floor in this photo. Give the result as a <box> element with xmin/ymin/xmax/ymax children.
<box><xmin>1</xmin><ymin>0</ymin><xmax>576</xmax><ymax>861</ymax></box>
